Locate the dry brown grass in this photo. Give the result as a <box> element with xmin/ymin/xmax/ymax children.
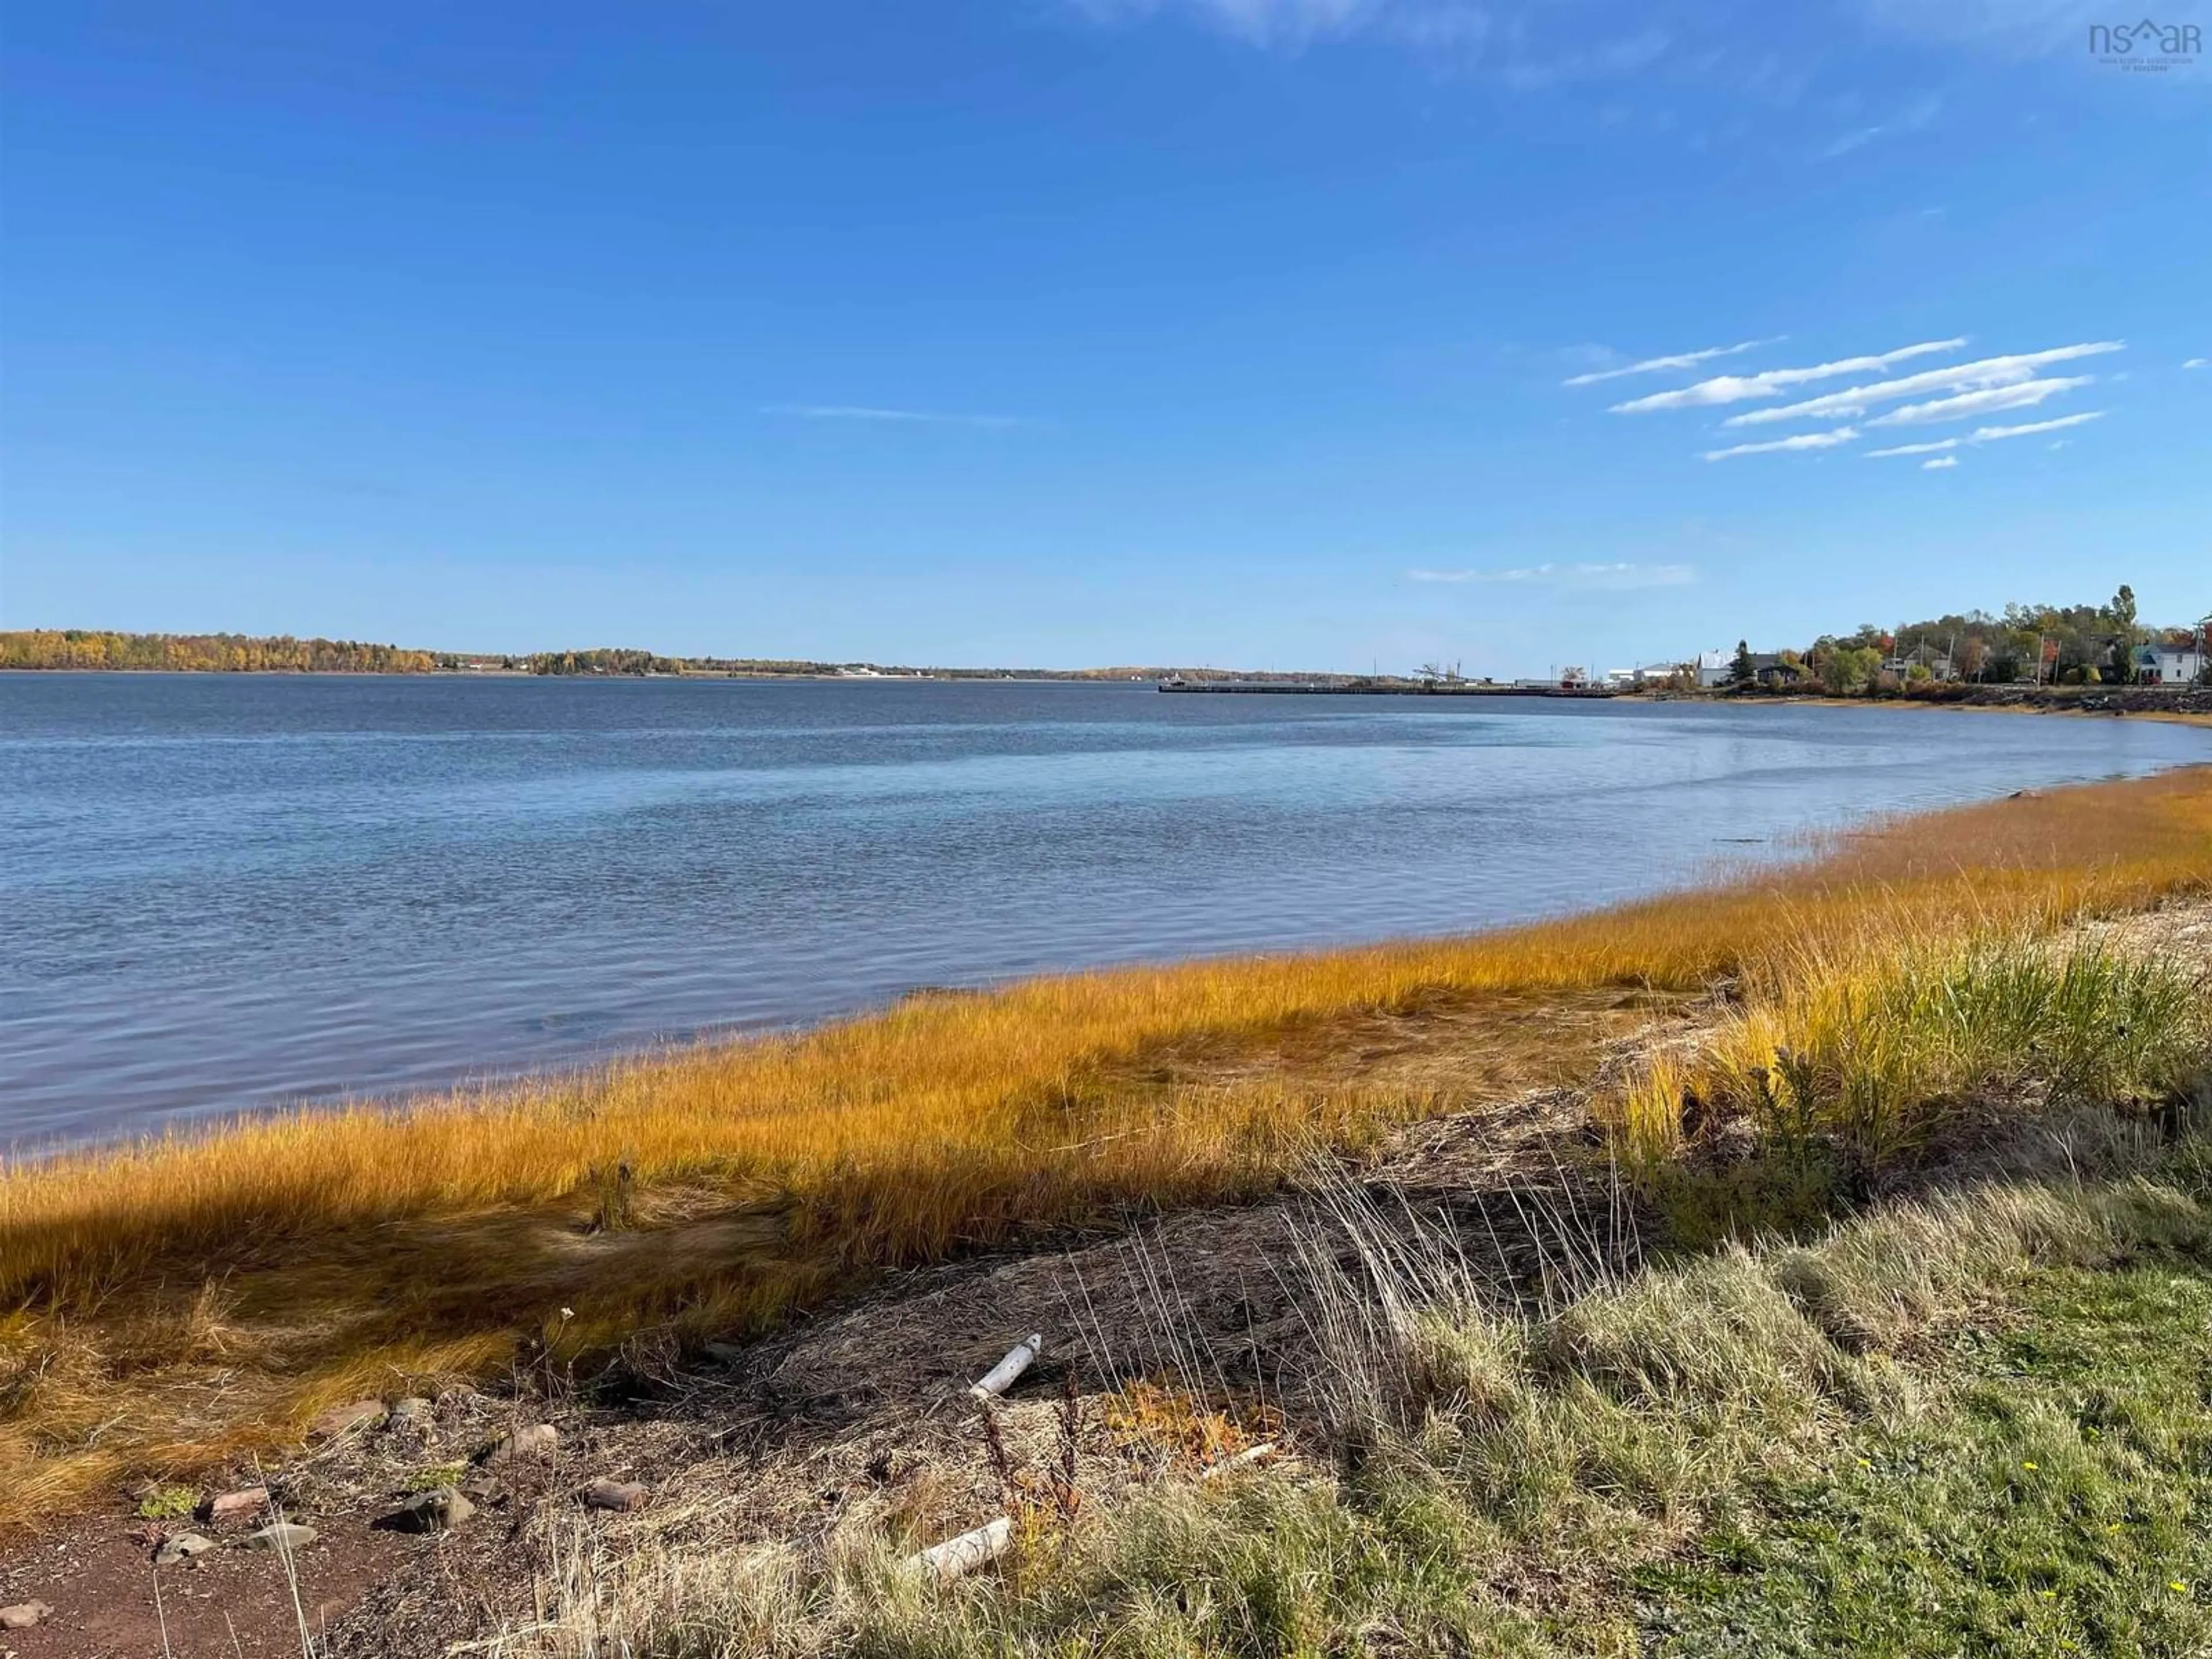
<box><xmin>3</xmin><ymin>767</ymin><xmax>2209</xmax><ymax>1531</ymax></box>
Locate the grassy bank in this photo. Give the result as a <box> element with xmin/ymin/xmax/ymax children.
<box><xmin>4</xmin><ymin>768</ymin><xmax>2211</xmax><ymax>1532</ymax></box>
<box><xmin>600</xmin><ymin>1145</ymin><xmax>2212</xmax><ymax>1656</ymax></box>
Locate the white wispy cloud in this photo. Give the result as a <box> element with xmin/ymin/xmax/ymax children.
<box><xmin>1700</xmin><ymin>426</ymin><xmax>1859</xmax><ymax>461</ymax></box>
<box><xmin>1969</xmin><ymin>410</ymin><xmax>2107</xmax><ymax>442</ymax></box>
<box><xmin>760</xmin><ymin>403</ymin><xmax>1027</xmax><ymax>428</ymax></box>
<box><xmin>1854</xmin><ymin>0</ymin><xmax>2126</xmax><ymax>59</ymax></box>
<box><xmin>1583</xmin><ymin>331</ymin><xmax>2123</xmax><ymax>472</ymax></box>
<box><xmin>1608</xmin><ymin>339</ymin><xmax>1965</xmax><ymax>414</ymax></box>
<box><xmin>1820</xmin><ymin>125</ymin><xmax>1884</xmax><ymax>159</ymax></box>
<box><xmin>1818</xmin><ymin>93</ymin><xmax>1941</xmax><ymax>160</ymax></box>
<box><xmin>1922</xmin><ymin>456</ymin><xmax>1959</xmax><ymax>469</ymax></box>
<box><xmin>1067</xmin><ymin>0</ymin><xmax>1368</xmax><ymax>47</ymax></box>
<box><xmin>1407</xmin><ymin>561</ymin><xmax>1696</xmax><ymax>589</ymax></box>
<box><xmin>1867</xmin><ymin>409</ymin><xmax>2108</xmax><ymax>457</ymax></box>
<box><xmin>2187</xmin><ymin>357</ymin><xmax>2210</xmax><ymax>370</ymax></box>
<box><xmin>1067</xmin><ymin>0</ymin><xmax>1499</xmax><ymax>50</ymax></box>
<box><xmin>1069</xmin><ymin>0</ymin><xmax>1681</xmax><ymax>78</ymax></box>
<box><xmin>1718</xmin><ymin>342</ymin><xmax>2122</xmax><ymax>427</ymax></box>
<box><xmin>1562</xmin><ymin>336</ymin><xmax>1785</xmax><ymax>387</ymax></box>
<box><xmin>1500</xmin><ymin>26</ymin><xmax>1671</xmax><ymax>88</ymax></box>
<box><xmin>1865</xmin><ymin>376</ymin><xmax>2093</xmax><ymax>427</ymax></box>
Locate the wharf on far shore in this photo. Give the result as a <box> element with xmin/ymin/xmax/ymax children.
<box><xmin>1158</xmin><ymin>679</ymin><xmax>1615</xmax><ymax>697</ymax></box>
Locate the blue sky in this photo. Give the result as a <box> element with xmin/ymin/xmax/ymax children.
<box><xmin>3</xmin><ymin>1</ymin><xmax>2206</xmax><ymax>673</ymax></box>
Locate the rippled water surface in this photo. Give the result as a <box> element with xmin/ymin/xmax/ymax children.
<box><xmin>3</xmin><ymin>673</ymin><xmax>2205</xmax><ymax>1146</ymax></box>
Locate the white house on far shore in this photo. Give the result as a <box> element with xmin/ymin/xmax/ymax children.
<box><xmin>1695</xmin><ymin>649</ymin><xmax>1733</xmax><ymax>688</ymax></box>
<box><xmin>2133</xmin><ymin>643</ymin><xmax>2205</xmax><ymax>685</ymax></box>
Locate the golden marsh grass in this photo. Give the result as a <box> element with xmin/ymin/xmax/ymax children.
<box><xmin>2</xmin><ymin>765</ymin><xmax>2209</xmax><ymax>1529</ymax></box>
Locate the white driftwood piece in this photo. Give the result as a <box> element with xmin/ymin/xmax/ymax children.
<box><xmin>904</xmin><ymin>1515</ymin><xmax>1014</xmax><ymax>1582</ymax></box>
<box><xmin>1198</xmin><ymin>1441</ymin><xmax>1278</xmax><ymax>1481</ymax></box>
<box><xmin>969</xmin><ymin>1334</ymin><xmax>1043</xmax><ymax>1400</ymax></box>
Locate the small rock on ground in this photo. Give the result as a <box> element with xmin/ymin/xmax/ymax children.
<box><xmin>244</xmin><ymin>1522</ymin><xmax>320</xmax><ymax>1552</ymax></box>
<box><xmin>582</xmin><ymin>1479</ymin><xmax>649</xmax><ymax>1513</ymax></box>
<box><xmin>1</xmin><ymin>1602</ymin><xmax>54</xmax><ymax>1630</ymax></box>
<box><xmin>479</xmin><ymin>1422</ymin><xmax>559</xmax><ymax>1465</ymax></box>
<box><xmin>389</xmin><ymin>1487</ymin><xmax>476</xmax><ymax>1533</ymax></box>
<box><xmin>310</xmin><ymin>1398</ymin><xmax>388</xmax><ymax>1439</ymax></box>
<box><xmin>203</xmin><ymin>1485</ymin><xmax>270</xmax><ymax>1525</ymax></box>
<box><xmin>154</xmin><ymin>1532</ymin><xmax>216</xmax><ymax>1565</ymax></box>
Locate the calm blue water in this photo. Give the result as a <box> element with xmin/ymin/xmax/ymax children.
<box><xmin>3</xmin><ymin>674</ymin><xmax>2206</xmax><ymax>1147</ymax></box>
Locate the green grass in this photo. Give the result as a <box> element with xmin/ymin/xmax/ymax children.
<box><xmin>1644</xmin><ymin>1264</ymin><xmax>2212</xmax><ymax>1657</ymax></box>
<box><xmin>1618</xmin><ymin>934</ymin><xmax>2209</xmax><ymax>1258</ymax></box>
<box><xmin>403</xmin><ymin>1461</ymin><xmax>470</xmax><ymax>1494</ymax></box>
<box><xmin>1633</xmin><ymin>938</ymin><xmax>2208</xmax><ymax>1176</ymax></box>
<box><xmin>134</xmin><ymin>1482</ymin><xmax>199</xmax><ymax>1520</ymax></box>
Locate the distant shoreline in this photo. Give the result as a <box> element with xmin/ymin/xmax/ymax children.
<box><xmin>0</xmin><ymin>666</ymin><xmax>1198</xmax><ymax>684</ymax></box>
<box><xmin>0</xmin><ymin>629</ymin><xmax>1321</xmax><ymax>683</ymax></box>
<box><xmin>0</xmin><ymin>664</ymin><xmax>1297</xmax><ymax>686</ymax></box>
<box><xmin>9</xmin><ymin>665</ymin><xmax>2209</xmax><ymax>725</ymax></box>
<box><xmin>1162</xmin><ymin>678</ymin><xmax>2212</xmax><ymax>727</ymax></box>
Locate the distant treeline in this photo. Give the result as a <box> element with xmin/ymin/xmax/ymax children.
<box><xmin>1837</xmin><ymin>586</ymin><xmax>2196</xmax><ymax>684</ymax></box>
<box><xmin>1728</xmin><ymin>585</ymin><xmax>2207</xmax><ymax>694</ymax></box>
<box><xmin>520</xmin><ymin>652</ymin><xmax>1291</xmax><ymax>681</ymax></box>
<box><xmin>0</xmin><ymin>631</ymin><xmax>1302</xmax><ymax>681</ymax></box>
<box><xmin>527</xmin><ymin>648</ymin><xmax>687</xmax><ymax>676</ymax></box>
<box><xmin>0</xmin><ymin>630</ymin><xmax>438</xmax><ymax>673</ymax></box>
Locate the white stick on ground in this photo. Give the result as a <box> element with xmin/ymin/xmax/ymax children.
<box><xmin>904</xmin><ymin>1516</ymin><xmax>1014</xmax><ymax>1582</ymax></box>
<box><xmin>1198</xmin><ymin>1441</ymin><xmax>1278</xmax><ymax>1481</ymax></box>
<box><xmin>969</xmin><ymin>1334</ymin><xmax>1043</xmax><ymax>1400</ymax></box>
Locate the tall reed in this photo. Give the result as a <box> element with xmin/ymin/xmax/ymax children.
<box><xmin>1616</xmin><ymin>934</ymin><xmax>2209</xmax><ymax>1171</ymax></box>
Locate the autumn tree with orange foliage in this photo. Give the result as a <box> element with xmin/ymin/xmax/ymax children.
<box><xmin>0</xmin><ymin>630</ymin><xmax>437</xmax><ymax>672</ymax></box>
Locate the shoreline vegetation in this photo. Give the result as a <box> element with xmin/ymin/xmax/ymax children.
<box><xmin>0</xmin><ymin>630</ymin><xmax>1317</xmax><ymax>683</ymax></box>
<box><xmin>3</xmin><ymin>766</ymin><xmax>2210</xmax><ymax>1565</ymax></box>
<box><xmin>7</xmin><ymin>627</ymin><xmax>2209</xmax><ymax>726</ymax></box>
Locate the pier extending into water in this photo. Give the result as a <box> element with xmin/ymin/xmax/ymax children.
<box><xmin>1158</xmin><ymin>679</ymin><xmax>1619</xmax><ymax>697</ymax></box>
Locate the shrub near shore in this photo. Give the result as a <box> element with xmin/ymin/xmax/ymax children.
<box><xmin>3</xmin><ymin>767</ymin><xmax>2211</xmax><ymax>1532</ymax></box>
